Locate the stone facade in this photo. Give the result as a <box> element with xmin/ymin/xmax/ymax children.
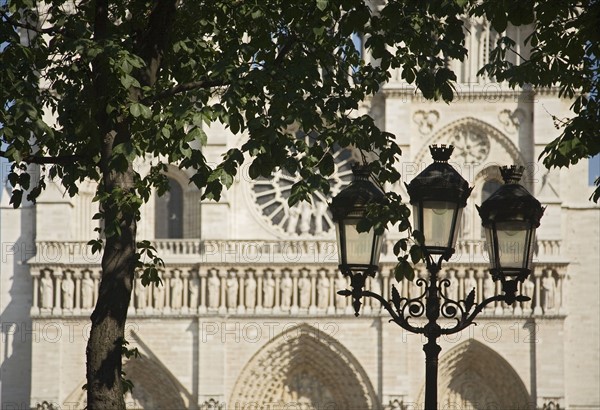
<box><xmin>1</xmin><ymin>19</ymin><xmax>600</xmax><ymax>410</ymax></box>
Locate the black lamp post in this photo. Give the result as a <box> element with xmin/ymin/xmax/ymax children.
<box><xmin>331</xmin><ymin>145</ymin><xmax>544</xmax><ymax>410</ymax></box>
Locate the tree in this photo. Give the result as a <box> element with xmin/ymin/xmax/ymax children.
<box><xmin>0</xmin><ymin>1</ymin><xmax>468</xmax><ymax>408</ymax></box>
<box><xmin>1</xmin><ymin>0</ymin><xmax>597</xmax><ymax>408</ymax></box>
<box><xmin>472</xmin><ymin>0</ymin><xmax>600</xmax><ymax>201</ymax></box>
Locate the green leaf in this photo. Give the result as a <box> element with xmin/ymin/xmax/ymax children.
<box><xmin>316</xmin><ymin>0</ymin><xmax>328</xmax><ymax>11</ymax></box>
<box><xmin>129</xmin><ymin>103</ymin><xmax>151</xmax><ymax>119</ymax></box>
<box><xmin>412</xmin><ymin>230</ymin><xmax>425</xmax><ymax>245</ymax></box>
<box><xmin>319</xmin><ymin>153</ymin><xmax>335</xmax><ymax>176</ymax></box>
<box><xmin>9</xmin><ymin>189</ymin><xmax>23</xmax><ymax>209</ymax></box>
<box><xmin>391</xmin><ymin>285</ymin><xmax>401</xmax><ymax>311</ymax></box>
<box><xmin>464</xmin><ymin>288</ymin><xmax>476</xmax><ymax>312</ymax></box>
<box><xmin>409</xmin><ymin>245</ymin><xmax>422</xmax><ymax>264</ymax></box>
<box><xmin>394</xmin><ymin>258</ymin><xmax>414</xmax><ymax>282</ymax></box>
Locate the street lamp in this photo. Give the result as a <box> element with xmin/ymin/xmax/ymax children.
<box><xmin>407</xmin><ymin>145</ymin><xmax>472</xmax><ymax>261</ymax></box>
<box><xmin>477</xmin><ymin>165</ymin><xmax>545</xmax><ymax>304</ymax></box>
<box><xmin>330</xmin><ymin>145</ymin><xmax>544</xmax><ymax>410</ymax></box>
<box><xmin>330</xmin><ymin>165</ymin><xmax>386</xmax><ymax>314</ymax></box>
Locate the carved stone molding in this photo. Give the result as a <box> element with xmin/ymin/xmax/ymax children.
<box><xmin>413</xmin><ymin>110</ymin><xmax>440</xmax><ymax>135</ymax></box>
<box><xmin>414</xmin><ymin>117</ymin><xmax>525</xmax><ymax>168</ymax></box>
<box><xmin>498</xmin><ymin>108</ymin><xmax>526</xmax><ymax>134</ymax></box>
<box><xmin>448</xmin><ymin>127</ymin><xmax>491</xmax><ymax>164</ymax></box>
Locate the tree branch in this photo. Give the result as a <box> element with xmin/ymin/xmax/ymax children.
<box><xmin>145</xmin><ymin>78</ymin><xmax>229</xmax><ymax>103</ymax></box>
<box><xmin>0</xmin><ymin>150</ymin><xmax>83</xmax><ymax>165</ymax></box>
<box><xmin>274</xmin><ymin>35</ymin><xmax>298</xmax><ymax>66</ymax></box>
<box><xmin>0</xmin><ymin>8</ymin><xmax>61</xmax><ymax>35</ymax></box>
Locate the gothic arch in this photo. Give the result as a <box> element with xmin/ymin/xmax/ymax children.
<box><xmin>415</xmin><ymin>117</ymin><xmax>525</xmax><ymax>167</ymax></box>
<box><xmin>63</xmin><ymin>356</ymin><xmax>186</xmax><ymax>410</ymax></box>
<box><xmin>151</xmin><ymin>164</ymin><xmax>202</xmax><ymax>239</ymax></box>
<box><xmin>229</xmin><ymin>323</ymin><xmax>379</xmax><ymax>410</ymax></box>
<box><xmin>416</xmin><ymin>118</ymin><xmax>526</xmax><ymax>240</ymax></box>
<box><xmin>122</xmin><ymin>355</ymin><xmax>187</xmax><ymax>409</ymax></box>
<box><xmin>418</xmin><ymin>339</ymin><xmax>532</xmax><ymax>409</ymax></box>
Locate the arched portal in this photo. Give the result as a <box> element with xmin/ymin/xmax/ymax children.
<box><xmin>62</xmin><ymin>355</ymin><xmax>186</xmax><ymax>410</ymax></box>
<box><xmin>419</xmin><ymin>339</ymin><xmax>532</xmax><ymax>409</ymax></box>
<box><xmin>229</xmin><ymin>324</ymin><xmax>378</xmax><ymax>410</ymax></box>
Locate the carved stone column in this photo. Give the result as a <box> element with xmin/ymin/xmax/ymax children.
<box><xmin>52</xmin><ymin>270</ymin><xmax>62</xmax><ymax>315</ymax></box>
<box><xmin>163</xmin><ymin>270</ymin><xmax>172</xmax><ymax>314</ymax></box>
<box><xmin>557</xmin><ymin>269</ymin><xmax>566</xmax><ymax>315</ymax></box>
<box><xmin>73</xmin><ymin>270</ymin><xmax>82</xmax><ymax>315</ymax></box>
<box><xmin>455</xmin><ymin>268</ymin><xmax>465</xmax><ymax>300</ymax></box>
<box><xmin>327</xmin><ymin>269</ymin><xmax>336</xmax><ymax>314</ymax></box>
<box><xmin>475</xmin><ymin>270</ymin><xmax>485</xmax><ymax>307</ymax></box>
<box><xmin>533</xmin><ymin>268</ymin><xmax>543</xmax><ymax>315</ymax></box>
<box><xmin>181</xmin><ymin>269</ymin><xmax>190</xmax><ymax>314</ymax></box>
<box><xmin>30</xmin><ymin>269</ymin><xmax>40</xmax><ymax>315</ymax></box>
<box><xmin>92</xmin><ymin>269</ymin><xmax>101</xmax><ymax>310</ymax></box>
<box><xmin>218</xmin><ymin>270</ymin><xmax>227</xmax><ymax>314</ymax></box>
<box><xmin>494</xmin><ymin>281</ymin><xmax>503</xmax><ymax>315</ymax></box>
<box><xmin>273</xmin><ymin>268</ymin><xmax>281</xmax><ymax>313</ymax></box>
<box><xmin>255</xmin><ymin>269</ymin><xmax>263</xmax><ymax>313</ymax></box>
<box><xmin>290</xmin><ymin>270</ymin><xmax>299</xmax><ymax>314</ymax></box>
<box><xmin>199</xmin><ymin>268</ymin><xmax>207</xmax><ymax>314</ymax></box>
<box><xmin>238</xmin><ymin>271</ymin><xmax>245</xmax><ymax>314</ymax></box>
<box><xmin>309</xmin><ymin>268</ymin><xmax>317</xmax><ymax>315</ymax></box>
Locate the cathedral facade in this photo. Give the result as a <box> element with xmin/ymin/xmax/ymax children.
<box><xmin>1</xmin><ymin>19</ymin><xmax>599</xmax><ymax>410</ymax></box>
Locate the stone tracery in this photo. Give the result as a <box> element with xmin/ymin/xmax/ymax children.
<box><xmin>229</xmin><ymin>324</ymin><xmax>378</xmax><ymax>409</ymax></box>
<box><xmin>419</xmin><ymin>339</ymin><xmax>532</xmax><ymax>409</ymax></box>
<box><xmin>248</xmin><ymin>139</ymin><xmax>360</xmax><ymax>237</ymax></box>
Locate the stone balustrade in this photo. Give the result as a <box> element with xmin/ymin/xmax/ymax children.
<box><xmin>32</xmin><ymin>238</ymin><xmax>565</xmax><ymax>265</ymax></box>
<box><xmin>30</xmin><ymin>260</ymin><xmax>567</xmax><ymax>318</ymax></box>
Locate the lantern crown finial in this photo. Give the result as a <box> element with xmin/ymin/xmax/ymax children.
<box><xmin>429</xmin><ymin>144</ymin><xmax>454</xmax><ymax>163</ymax></box>
<box><xmin>500</xmin><ymin>165</ymin><xmax>525</xmax><ymax>184</ymax></box>
<box><xmin>351</xmin><ymin>163</ymin><xmax>371</xmax><ymax>181</ymax></box>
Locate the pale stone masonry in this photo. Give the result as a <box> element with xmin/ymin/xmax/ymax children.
<box><xmin>1</xmin><ymin>18</ymin><xmax>600</xmax><ymax>410</ymax></box>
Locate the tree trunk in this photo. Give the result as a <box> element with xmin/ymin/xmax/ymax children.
<box><xmin>84</xmin><ymin>1</ymin><xmax>176</xmax><ymax>406</ymax></box>
<box><xmin>86</xmin><ymin>163</ymin><xmax>137</xmax><ymax>409</ymax></box>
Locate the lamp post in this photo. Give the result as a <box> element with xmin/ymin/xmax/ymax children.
<box><xmin>330</xmin><ymin>145</ymin><xmax>544</xmax><ymax>410</ymax></box>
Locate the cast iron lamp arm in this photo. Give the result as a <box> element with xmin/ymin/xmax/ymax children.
<box><xmin>360</xmin><ymin>289</ymin><xmax>425</xmax><ymax>334</ymax></box>
<box><xmin>439</xmin><ymin>293</ymin><xmax>531</xmax><ymax>336</ymax></box>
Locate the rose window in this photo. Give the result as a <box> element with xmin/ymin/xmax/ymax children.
<box><xmin>250</xmin><ymin>145</ymin><xmax>358</xmax><ymax>237</ymax></box>
<box><xmin>448</xmin><ymin>129</ymin><xmax>490</xmax><ymax>163</ymax></box>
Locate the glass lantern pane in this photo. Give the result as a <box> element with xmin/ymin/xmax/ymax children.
<box><xmin>422</xmin><ymin>201</ymin><xmax>457</xmax><ymax>249</ymax></box>
<box><xmin>344</xmin><ymin>220</ymin><xmax>376</xmax><ymax>266</ymax></box>
<box><xmin>484</xmin><ymin>227</ymin><xmax>498</xmax><ymax>269</ymax></box>
<box><xmin>371</xmin><ymin>232</ymin><xmax>384</xmax><ymax>266</ymax></box>
<box><xmin>495</xmin><ymin>221</ymin><xmax>529</xmax><ymax>268</ymax></box>
<box><xmin>335</xmin><ymin>223</ymin><xmax>343</xmax><ymax>265</ymax></box>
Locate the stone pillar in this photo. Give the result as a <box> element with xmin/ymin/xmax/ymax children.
<box><xmin>73</xmin><ymin>271</ymin><xmax>82</xmax><ymax>314</ymax></box>
<box><xmin>52</xmin><ymin>270</ymin><xmax>62</xmax><ymax>315</ymax></box>
<box><xmin>533</xmin><ymin>269</ymin><xmax>543</xmax><ymax>315</ymax></box>
<box><xmin>255</xmin><ymin>269</ymin><xmax>263</xmax><ymax>313</ymax></box>
<box><xmin>219</xmin><ymin>270</ymin><xmax>227</xmax><ymax>314</ymax></box>
<box><xmin>273</xmin><ymin>269</ymin><xmax>281</xmax><ymax>313</ymax></box>
<box><xmin>327</xmin><ymin>269</ymin><xmax>336</xmax><ymax>314</ymax></box>
<box><xmin>31</xmin><ymin>269</ymin><xmax>40</xmax><ymax>315</ymax></box>
<box><xmin>199</xmin><ymin>268</ymin><xmax>207</xmax><ymax>314</ymax></box>
<box><xmin>309</xmin><ymin>268</ymin><xmax>317</xmax><ymax>314</ymax></box>
<box><xmin>291</xmin><ymin>270</ymin><xmax>299</xmax><ymax>314</ymax></box>
<box><xmin>163</xmin><ymin>270</ymin><xmax>172</xmax><ymax>314</ymax></box>
<box><xmin>92</xmin><ymin>269</ymin><xmax>101</xmax><ymax>310</ymax></box>
<box><xmin>181</xmin><ymin>269</ymin><xmax>190</xmax><ymax>314</ymax></box>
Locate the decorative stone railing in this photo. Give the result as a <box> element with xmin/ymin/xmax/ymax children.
<box><xmin>29</xmin><ymin>240</ymin><xmax>567</xmax><ymax>317</ymax></box>
<box><xmin>31</xmin><ymin>238</ymin><xmax>564</xmax><ymax>265</ymax></box>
